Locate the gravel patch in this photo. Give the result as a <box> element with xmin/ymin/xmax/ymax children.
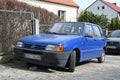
<box><xmin>0</xmin><ymin>55</ymin><xmax>120</xmax><ymax>80</ymax></box>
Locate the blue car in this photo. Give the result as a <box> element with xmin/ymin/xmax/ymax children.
<box><xmin>14</xmin><ymin>22</ymin><xmax>106</xmax><ymax>72</ymax></box>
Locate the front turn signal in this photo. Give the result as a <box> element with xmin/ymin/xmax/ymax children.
<box><xmin>56</xmin><ymin>46</ymin><xmax>64</xmax><ymax>52</ymax></box>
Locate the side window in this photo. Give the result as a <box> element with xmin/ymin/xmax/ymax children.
<box><xmin>72</xmin><ymin>23</ymin><xmax>83</xmax><ymax>34</ymax></box>
<box><xmin>85</xmin><ymin>24</ymin><xmax>94</xmax><ymax>37</ymax></box>
<box><xmin>93</xmin><ymin>25</ymin><xmax>102</xmax><ymax>37</ymax></box>
<box><xmin>77</xmin><ymin>23</ymin><xmax>84</xmax><ymax>34</ymax></box>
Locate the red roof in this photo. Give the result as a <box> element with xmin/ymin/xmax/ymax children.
<box><xmin>43</xmin><ymin>0</ymin><xmax>79</xmax><ymax>8</ymax></box>
<box><xmin>101</xmin><ymin>0</ymin><xmax>120</xmax><ymax>12</ymax></box>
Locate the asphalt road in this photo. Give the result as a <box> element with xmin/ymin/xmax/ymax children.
<box><xmin>0</xmin><ymin>55</ymin><xmax>120</xmax><ymax>80</ymax></box>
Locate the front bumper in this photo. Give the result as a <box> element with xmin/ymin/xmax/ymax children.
<box><xmin>106</xmin><ymin>48</ymin><xmax>120</xmax><ymax>54</ymax></box>
<box><xmin>14</xmin><ymin>47</ymin><xmax>71</xmax><ymax>67</ymax></box>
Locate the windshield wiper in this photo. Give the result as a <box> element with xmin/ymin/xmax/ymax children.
<box><xmin>45</xmin><ymin>31</ymin><xmax>70</xmax><ymax>35</ymax></box>
<box><xmin>44</xmin><ymin>31</ymin><xmax>58</xmax><ymax>34</ymax></box>
<box><xmin>50</xmin><ymin>32</ymin><xmax>58</xmax><ymax>34</ymax></box>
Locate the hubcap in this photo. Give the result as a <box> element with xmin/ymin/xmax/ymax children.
<box><xmin>102</xmin><ymin>52</ymin><xmax>105</xmax><ymax>61</ymax></box>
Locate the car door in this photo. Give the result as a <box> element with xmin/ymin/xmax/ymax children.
<box><xmin>92</xmin><ymin>25</ymin><xmax>105</xmax><ymax>57</ymax></box>
<box><xmin>83</xmin><ymin>24</ymin><xmax>96</xmax><ymax>59</ymax></box>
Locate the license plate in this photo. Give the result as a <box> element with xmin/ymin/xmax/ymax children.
<box><xmin>107</xmin><ymin>46</ymin><xmax>116</xmax><ymax>49</ymax></box>
<box><xmin>24</xmin><ymin>53</ymin><xmax>41</xmax><ymax>60</ymax></box>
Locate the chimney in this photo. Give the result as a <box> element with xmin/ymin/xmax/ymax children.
<box><xmin>113</xmin><ymin>3</ymin><xmax>116</xmax><ymax>5</ymax></box>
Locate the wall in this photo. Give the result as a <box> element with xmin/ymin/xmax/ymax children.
<box><xmin>86</xmin><ymin>0</ymin><xmax>118</xmax><ymax>20</ymax></box>
<box><xmin>118</xmin><ymin>13</ymin><xmax>120</xmax><ymax>19</ymax></box>
<box><xmin>18</xmin><ymin>0</ymin><xmax>78</xmax><ymax>22</ymax></box>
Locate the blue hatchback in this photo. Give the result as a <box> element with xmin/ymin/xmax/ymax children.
<box><xmin>14</xmin><ymin>22</ymin><xmax>106</xmax><ymax>72</ymax></box>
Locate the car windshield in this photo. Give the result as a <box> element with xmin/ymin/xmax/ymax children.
<box><xmin>45</xmin><ymin>23</ymin><xmax>84</xmax><ymax>35</ymax></box>
<box><xmin>108</xmin><ymin>30</ymin><xmax>120</xmax><ymax>38</ymax></box>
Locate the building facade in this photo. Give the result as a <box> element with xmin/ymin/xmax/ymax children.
<box><xmin>18</xmin><ymin>0</ymin><xmax>79</xmax><ymax>22</ymax></box>
<box><xmin>86</xmin><ymin>0</ymin><xmax>120</xmax><ymax>20</ymax></box>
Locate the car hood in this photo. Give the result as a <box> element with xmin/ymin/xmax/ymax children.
<box><xmin>107</xmin><ymin>38</ymin><xmax>120</xmax><ymax>42</ymax></box>
<box><xmin>18</xmin><ymin>33</ymin><xmax>80</xmax><ymax>45</ymax></box>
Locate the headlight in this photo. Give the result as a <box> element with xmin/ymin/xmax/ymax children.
<box><xmin>45</xmin><ymin>45</ymin><xmax>64</xmax><ymax>52</ymax></box>
<box><xmin>16</xmin><ymin>42</ymin><xmax>23</xmax><ymax>47</ymax></box>
<box><xmin>45</xmin><ymin>45</ymin><xmax>56</xmax><ymax>51</ymax></box>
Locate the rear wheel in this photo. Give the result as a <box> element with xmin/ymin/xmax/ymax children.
<box><xmin>98</xmin><ymin>50</ymin><xmax>105</xmax><ymax>63</ymax></box>
<box><xmin>67</xmin><ymin>51</ymin><xmax>76</xmax><ymax>72</ymax></box>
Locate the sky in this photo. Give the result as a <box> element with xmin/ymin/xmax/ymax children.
<box><xmin>74</xmin><ymin>0</ymin><xmax>120</xmax><ymax>10</ymax></box>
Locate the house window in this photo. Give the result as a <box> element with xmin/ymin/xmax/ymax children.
<box><xmin>102</xmin><ymin>6</ymin><xmax>105</xmax><ymax>9</ymax></box>
<box><xmin>97</xmin><ymin>7</ymin><xmax>100</xmax><ymax>10</ymax></box>
<box><xmin>58</xmin><ymin>10</ymin><xmax>66</xmax><ymax>21</ymax></box>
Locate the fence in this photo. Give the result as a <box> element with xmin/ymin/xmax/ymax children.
<box><xmin>39</xmin><ymin>24</ymin><xmax>53</xmax><ymax>33</ymax></box>
<box><xmin>0</xmin><ymin>10</ymin><xmax>34</xmax><ymax>52</ymax></box>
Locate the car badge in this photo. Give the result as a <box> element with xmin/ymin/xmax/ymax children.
<box><xmin>31</xmin><ymin>45</ymin><xmax>35</xmax><ymax>49</ymax></box>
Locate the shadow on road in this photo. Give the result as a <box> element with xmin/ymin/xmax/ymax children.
<box><xmin>2</xmin><ymin>59</ymin><xmax>99</xmax><ymax>73</ymax></box>
<box><xmin>76</xmin><ymin>59</ymin><xmax>99</xmax><ymax>66</ymax></box>
<box><xmin>2</xmin><ymin>60</ymin><xmax>56</xmax><ymax>73</ymax></box>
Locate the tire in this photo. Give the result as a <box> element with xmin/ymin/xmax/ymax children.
<box><xmin>67</xmin><ymin>51</ymin><xmax>76</xmax><ymax>72</ymax></box>
<box><xmin>98</xmin><ymin>50</ymin><xmax>105</xmax><ymax>63</ymax></box>
<box><xmin>26</xmin><ymin>62</ymin><xmax>34</xmax><ymax>67</ymax></box>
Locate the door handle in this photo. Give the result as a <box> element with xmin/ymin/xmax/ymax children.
<box><xmin>94</xmin><ymin>39</ymin><xmax>96</xmax><ymax>41</ymax></box>
<box><xmin>94</xmin><ymin>38</ymin><xmax>97</xmax><ymax>41</ymax></box>
<box><xmin>102</xmin><ymin>39</ymin><xmax>105</xmax><ymax>41</ymax></box>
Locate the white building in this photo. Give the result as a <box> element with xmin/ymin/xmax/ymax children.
<box><xmin>86</xmin><ymin>0</ymin><xmax>120</xmax><ymax>20</ymax></box>
<box><xmin>18</xmin><ymin>0</ymin><xmax>79</xmax><ymax>22</ymax></box>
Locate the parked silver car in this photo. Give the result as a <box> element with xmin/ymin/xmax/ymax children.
<box><xmin>106</xmin><ymin>30</ymin><xmax>120</xmax><ymax>54</ymax></box>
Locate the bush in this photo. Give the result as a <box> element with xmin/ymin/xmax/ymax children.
<box><xmin>106</xmin><ymin>18</ymin><xmax>120</xmax><ymax>30</ymax></box>
<box><xmin>78</xmin><ymin>11</ymin><xmax>109</xmax><ymax>28</ymax></box>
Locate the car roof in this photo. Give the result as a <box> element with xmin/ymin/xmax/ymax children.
<box><xmin>56</xmin><ymin>22</ymin><xmax>99</xmax><ymax>26</ymax></box>
<box><xmin>113</xmin><ymin>30</ymin><xmax>120</xmax><ymax>31</ymax></box>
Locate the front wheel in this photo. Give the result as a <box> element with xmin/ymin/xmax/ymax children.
<box><xmin>67</xmin><ymin>51</ymin><xmax>76</xmax><ymax>72</ymax></box>
<box><xmin>98</xmin><ymin>50</ymin><xmax>105</xmax><ymax>63</ymax></box>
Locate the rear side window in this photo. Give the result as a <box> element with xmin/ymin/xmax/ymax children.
<box><xmin>93</xmin><ymin>25</ymin><xmax>102</xmax><ymax>37</ymax></box>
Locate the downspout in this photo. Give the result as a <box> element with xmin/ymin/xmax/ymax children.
<box><xmin>76</xmin><ymin>7</ymin><xmax>79</xmax><ymax>22</ymax></box>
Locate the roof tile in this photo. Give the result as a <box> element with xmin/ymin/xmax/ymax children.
<box><xmin>102</xmin><ymin>0</ymin><xmax>120</xmax><ymax>12</ymax></box>
<box><xmin>43</xmin><ymin>0</ymin><xmax>79</xmax><ymax>8</ymax></box>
